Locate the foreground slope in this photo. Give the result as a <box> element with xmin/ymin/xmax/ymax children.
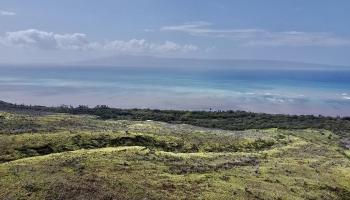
<box><xmin>0</xmin><ymin>112</ymin><xmax>349</xmax><ymax>200</ymax></box>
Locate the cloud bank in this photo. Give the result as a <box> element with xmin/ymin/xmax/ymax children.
<box><xmin>103</xmin><ymin>39</ymin><xmax>197</xmax><ymax>53</ymax></box>
<box><xmin>1</xmin><ymin>29</ymin><xmax>90</xmax><ymax>50</ymax></box>
<box><xmin>161</xmin><ymin>21</ymin><xmax>350</xmax><ymax>47</ymax></box>
<box><xmin>0</xmin><ymin>29</ymin><xmax>198</xmax><ymax>54</ymax></box>
<box><xmin>0</xmin><ymin>10</ymin><xmax>16</xmax><ymax>16</ymax></box>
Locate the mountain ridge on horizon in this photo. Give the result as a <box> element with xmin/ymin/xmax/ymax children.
<box><xmin>1</xmin><ymin>55</ymin><xmax>349</xmax><ymax>70</ymax></box>
<box><xmin>75</xmin><ymin>55</ymin><xmax>350</xmax><ymax>70</ymax></box>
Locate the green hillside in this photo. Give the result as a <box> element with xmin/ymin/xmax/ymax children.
<box><xmin>0</xmin><ymin>112</ymin><xmax>349</xmax><ymax>200</ymax></box>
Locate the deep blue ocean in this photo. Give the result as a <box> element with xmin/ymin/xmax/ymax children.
<box><xmin>1</xmin><ymin>66</ymin><xmax>350</xmax><ymax>116</ymax></box>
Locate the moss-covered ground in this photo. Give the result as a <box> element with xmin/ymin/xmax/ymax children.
<box><xmin>0</xmin><ymin>112</ymin><xmax>349</xmax><ymax>200</ymax></box>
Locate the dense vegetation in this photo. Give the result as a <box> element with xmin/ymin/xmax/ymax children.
<box><xmin>0</xmin><ymin>112</ymin><xmax>349</xmax><ymax>200</ymax></box>
<box><xmin>1</xmin><ymin>100</ymin><xmax>349</xmax><ymax>137</ymax></box>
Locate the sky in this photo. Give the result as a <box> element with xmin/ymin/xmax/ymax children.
<box><xmin>0</xmin><ymin>0</ymin><xmax>350</xmax><ymax>66</ymax></box>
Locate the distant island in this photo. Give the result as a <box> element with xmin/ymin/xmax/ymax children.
<box><xmin>3</xmin><ymin>55</ymin><xmax>349</xmax><ymax>70</ymax></box>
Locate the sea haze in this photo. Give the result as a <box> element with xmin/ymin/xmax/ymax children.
<box><xmin>1</xmin><ymin>66</ymin><xmax>350</xmax><ymax>116</ymax></box>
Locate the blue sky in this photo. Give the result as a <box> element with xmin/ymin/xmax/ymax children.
<box><xmin>1</xmin><ymin>0</ymin><xmax>350</xmax><ymax>65</ymax></box>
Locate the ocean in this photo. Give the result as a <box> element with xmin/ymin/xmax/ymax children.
<box><xmin>1</xmin><ymin>66</ymin><xmax>350</xmax><ymax>116</ymax></box>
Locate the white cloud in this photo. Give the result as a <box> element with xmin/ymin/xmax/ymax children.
<box><xmin>0</xmin><ymin>10</ymin><xmax>16</xmax><ymax>16</ymax></box>
<box><xmin>144</xmin><ymin>29</ymin><xmax>155</xmax><ymax>32</ymax></box>
<box><xmin>0</xmin><ymin>29</ymin><xmax>198</xmax><ymax>54</ymax></box>
<box><xmin>149</xmin><ymin>40</ymin><xmax>198</xmax><ymax>53</ymax></box>
<box><xmin>1</xmin><ymin>29</ymin><xmax>91</xmax><ymax>50</ymax></box>
<box><xmin>161</xmin><ymin>22</ymin><xmax>350</xmax><ymax>47</ymax></box>
<box><xmin>103</xmin><ymin>39</ymin><xmax>197</xmax><ymax>54</ymax></box>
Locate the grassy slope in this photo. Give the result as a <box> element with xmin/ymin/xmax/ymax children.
<box><xmin>0</xmin><ymin>112</ymin><xmax>349</xmax><ymax>200</ymax></box>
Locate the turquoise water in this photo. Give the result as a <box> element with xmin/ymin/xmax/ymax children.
<box><xmin>1</xmin><ymin>66</ymin><xmax>350</xmax><ymax>116</ymax></box>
